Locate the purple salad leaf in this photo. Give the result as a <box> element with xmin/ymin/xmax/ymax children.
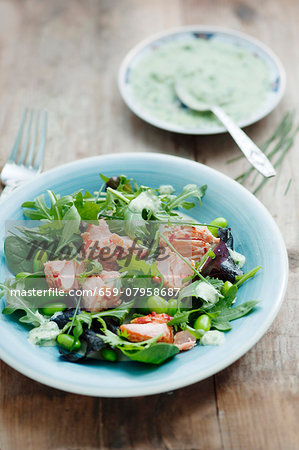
<box><xmin>201</xmin><ymin>229</ymin><xmax>243</xmax><ymax>283</ymax></box>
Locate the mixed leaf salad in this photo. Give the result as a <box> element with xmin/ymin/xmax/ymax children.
<box><xmin>0</xmin><ymin>175</ymin><xmax>260</xmax><ymax>365</ymax></box>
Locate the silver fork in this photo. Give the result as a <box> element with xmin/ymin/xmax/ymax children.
<box><xmin>0</xmin><ymin>108</ymin><xmax>48</xmax><ymax>200</ymax></box>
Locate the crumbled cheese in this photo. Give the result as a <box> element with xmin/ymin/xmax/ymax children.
<box><xmin>201</xmin><ymin>330</ymin><xmax>225</xmax><ymax>346</ymax></box>
<box><xmin>229</xmin><ymin>249</ymin><xmax>246</xmax><ymax>268</ymax></box>
<box><xmin>159</xmin><ymin>184</ymin><xmax>175</xmax><ymax>195</ymax></box>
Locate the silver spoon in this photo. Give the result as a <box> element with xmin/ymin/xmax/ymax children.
<box><xmin>175</xmin><ymin>81</ymin><xmax>276</xmax><ymax>178</ymax></box>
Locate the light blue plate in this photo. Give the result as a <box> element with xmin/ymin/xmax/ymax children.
<box><xmin>0</xmin><ymin>153</ymin><xmax>288</xmax><ymax>397</ymax></box>
<box><xmin>119</xmin><ymin>26</ymin><xmax>286</xmax><ymax>135</ymax></box>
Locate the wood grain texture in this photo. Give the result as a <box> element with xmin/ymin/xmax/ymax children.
<box><xmin>0</xmin><ymin>1</ymin><xmax>298</xmax><ymax>449</ymax></box>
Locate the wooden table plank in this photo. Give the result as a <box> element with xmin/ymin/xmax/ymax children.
<box><xmin>183</xmin><ymin>2</ymin><xmax>299</xmax><ymax>449</ymax></box>
<box><xmin>0</xmin><ymin>1</ymin><xmax>298</xmax><ymax>449</ymax></box>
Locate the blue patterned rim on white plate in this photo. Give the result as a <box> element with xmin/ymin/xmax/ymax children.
<box><xmin>0</xmin><ymin>153</ymin><xmax>288</xmax><ymax>397</ymax></box>
<box><xmin>118</xmin><ymin>26</ymin><xmax>286</xmax><ymax>135</ymax></box>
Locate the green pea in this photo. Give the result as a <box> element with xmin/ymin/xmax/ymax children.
<box><xmin>168</xmin><ymin>298</ymin><xmax>178</xmax><ymax>316</ymax></box>
<box><xmin>221</xmin><ymin>281</ymin><xmax>233</xmax><ymax>296</ymax></box>
<box><xmin>147</xmin><ymin>295</ymin><xmax>169</xmax><ymax>314</ymax></box>
<box><xmin>208</xmin><ymin>217</ymin><xmax>228</xmax><ymax>237</ymax></box>
<box><xmin>40</xmin><ymin>302</ymin><xmax>66</xmax><ymax>316</ymax></box>
<box><xmin>194</xmin><ymin>314</ymin><xmax>211</xmax><ymax>332</ymax></box>
<box><xmin>101</xmin><ymin>348</ymin><xmax>117</xmax><ymax>362</ymax></box>
<box><xmin>33</xmin><ymin>250</ymin><xmax>48</xmax><ymax>272</ymax></box>
<box><xmin>57</xmin><ymin>334</ymin><xmax>81</xmax><ymax>351</ymax></box>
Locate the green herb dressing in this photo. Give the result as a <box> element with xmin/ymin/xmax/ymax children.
<box><xmin>130</xmin><ymin>39</ymin><xmax>271</xmax><ymax>128</ymax></box>
<box><xmin>28</xmin><ymin>321</ymin><xmax>60</xmax><ymax>346</ymax></box>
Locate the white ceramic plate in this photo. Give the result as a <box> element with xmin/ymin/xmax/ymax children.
<box><xmin>118</xmin><ymin>26</ymin><xmax>286</xmax><ymax>135</ymax></box>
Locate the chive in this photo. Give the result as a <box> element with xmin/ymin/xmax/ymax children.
<box><xmin>94</xmin><ymin>182</ymin><xmax>106</xmax><ymax>202</ymax></box>
<box><xmin>236</xmin><ymin>112</ymin><xmax>294</xmax><ymax>185</ymax></box>
<box><xmin>67</xmin><ymin>295</ymin><xmax>82</xmax><ymax>335</ymax></box>
<box><xmin>284</xmin><ymin>178</ymin><xmax>292</xmax><ymax>196</ymax></box>
<box><xmin>233</xmin><ymin>112</ymin><xmax>298</xmax><ymax>196</ymax></box>
<box><xmin>253</xmin><ymin>126</ymin><xmax>298</xmax><ymax>195</ymax></box>
<box><xmin>232</xmin><ymin>112</ymin><xmax>293</xmax><ymax>168</ymax></box>
<box><xmin>227</xmin><ymin>154</ymin><xmax>243</xmax><ymax>164</ymax></box>
<box><xmin>250</xmin><ymin>114</ymin><xmax>295</xmax><ymax>186</ymax></box>
<box><xmin>106</xmin><ymin>187</ymin><xmax>130</xmax><ymax>204</ymax></box>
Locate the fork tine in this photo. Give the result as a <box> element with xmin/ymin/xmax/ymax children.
<box><xmin>25</xmin><ymin>109</ymin><xmax>40</xmax><ymax>167</ymax></box>
<box><xmin>7</xmin><ymin>108</ymin><xmax>28</xmax><ymax>163</ymax></box>
<box><xmin>17</xmin><ymin>109</ymin><xmax>33</xmax><ymax>165</ymax></box>
<box><xmin>33</xmin><ymin>110</ymin><xmax>47</xmax><ymax>171</ymax></box>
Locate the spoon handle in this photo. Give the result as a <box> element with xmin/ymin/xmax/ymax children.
<box><xmin>211</xmin><ymin>106</ymin><xmax>276</xmax><ymax>178</ymax></box>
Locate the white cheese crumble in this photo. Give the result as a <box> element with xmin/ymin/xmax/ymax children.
<box><xmin>201</xmin><ymin>330</ymin><xmax>225</xmax><ymax>346</ymax></box>
<box><xmin>229</xmin><ymin>249</ymin><xmax>246</xmax><ymax>268</ymax></box>
<box><xmin>159</xmin><ymin>184</ymin><xmax>175</xmax><ymax>195</ymax></box>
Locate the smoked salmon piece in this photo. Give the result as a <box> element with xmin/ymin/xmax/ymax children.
<box><xmin>131</xmin><ymin>312</ymin><xmax>173</xmax><ymax>324</ymax></box>
<box><xmin>174</xmin><ymin>330</ymin><xmax>197</xmax><ymax>351</ymax></box>
<box><xmin>161</xmin><ymin>224</ymin><xmax>219</xmax><ymax>260</ymax></box>
<box><xmin>156</xmin><ymin>248</ymin><xmax>194</xmax><ymax>289</ymax></box>
<box><xmin>84</xmin><ymin>219</ymin><xmax>112</xmax><ymax>241</ymax></box>
<box><xmin>81</xmin><ymin>219</ymin><xmax>144</xmax><ymax>269</ymax></box>
<box><xmin>81</xmin><ymin>270</ymin><xmax>122</xmax><ymax>312</ymax></box>
<box><xmin>120</xmin><ymin>322</ymin><xmax>174</xmax><ymax>343</ymax></box>
<box><xmin>44</xmin><ymin>260</ymin><xmax>84</xmax><ymax>292</ymax></box>
<box><xmin>81</xmin><ymin>220</ymin><xmax>115</xmax><ymax>268</ymax></box>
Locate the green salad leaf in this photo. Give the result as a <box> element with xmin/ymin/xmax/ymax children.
<box><xmin>74</xmin><ymin>191</ymin><xmax>102</xmax><ymax>220</ymax></box>
<box><xmin>1</xmin><ymin>173</ymin><xmax>261</xmax><ymax>367</ymax></box>
<box><xmin>98</xmin><ymin>325</ymin><xmax>179</xmax><ymax>365</ymax></box>
<box><xmin>177</xmin><ymin>278</ymin><xmax>222</xmax><ymax>308</ymax></box>
<box><xmin>235</xmin><ymin>266</ymin><xmax>261</xmax><ymax>287</ymax></box>
<box><xmin>92</xmin><ymin>302</ymin><xmax>133</xmax><ymax>322</ymax></box>
<box><xmin>118</xmin><ymin>255</ymin><xmax>159</xmax><ymax>278</ymax></box>
<box><xmin>211</xmin><ymin>300</ymin><xmax>259</xmax><ymax>331</ymax></box>
<box><xmin>167</xmin><ymin>184</ymin><xmax>207</xmax><ymax>210</ymax></box>
<box><xmin>167</xmin><ymin>309</ymin><xmax>199</xmax><ymax>329</ymax></box>
<box><xmin>122</xmin><ymin>343</ymin><xmax>179</xmax><ymax>364</ymax></box>
<box><xmin>0</xmin><ymin>279</ymin><xmax>45</xmax><ymax>326</ymax></box>
<box><xmin>4</xmin><ymin>235</ymin><xmax>34</xmax><ymax>274</ymax></box>
<box><xmin>57</xmin><ymin>205</ymin><xmax>81</xmax><ymax>252</ymax></box>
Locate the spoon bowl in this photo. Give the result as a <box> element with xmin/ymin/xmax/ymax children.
<box><xmin>175</xmin><ymin>79</ymin><xmax>276</xmax><ymax>178</ymax></box>
<box><xmin>175</xmin><ymin>81</ymin><xmax>212</xmax><ymax>112</ymax></box>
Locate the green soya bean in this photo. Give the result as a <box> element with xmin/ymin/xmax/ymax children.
<box><xmin>168</xmin><ymin>298</ymin><xmax>178</xmax><ymax>316</ymax></box>
<box><xmin>40</xmin><ymin>303</ymin><xmax>66</xmax><ymax>316</ymax></box>
<box><xmin>33</xmin><ymin>250</ymin><xmax>48</xmax><ymax>272</ymax></box>
<box><xmin>147</xmin><ymin>295</ymin><xmax>169</xmax><ymax>314</ymax></box>
<box><xmin>57</xmin><ymin>334</ymin><xmax>81</xmax><ymax>351</ymax></box>
<box><xmin>101</xmin><ymin>348</ymin><xmax>117</xmax><ymax>362</ymax></box>
<box><xmin>221</xmin><ymin>281</ymin><xmax>233</xmax><ymax>296</ymax></box>
<box><xmin>208</xmin><ymin>217</ymin><xmax>228</xmax><ymax>237</ymax></box>
<box><xmin>194</xmin><ymin>314</ymin><xmax>211</xmax><ymax>332</ymax></box>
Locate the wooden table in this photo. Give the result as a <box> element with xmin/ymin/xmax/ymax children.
<box><xmin>0</xmin><ymin>1</ymin><xmax>298</xmax><ymax>449</ymax></box>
